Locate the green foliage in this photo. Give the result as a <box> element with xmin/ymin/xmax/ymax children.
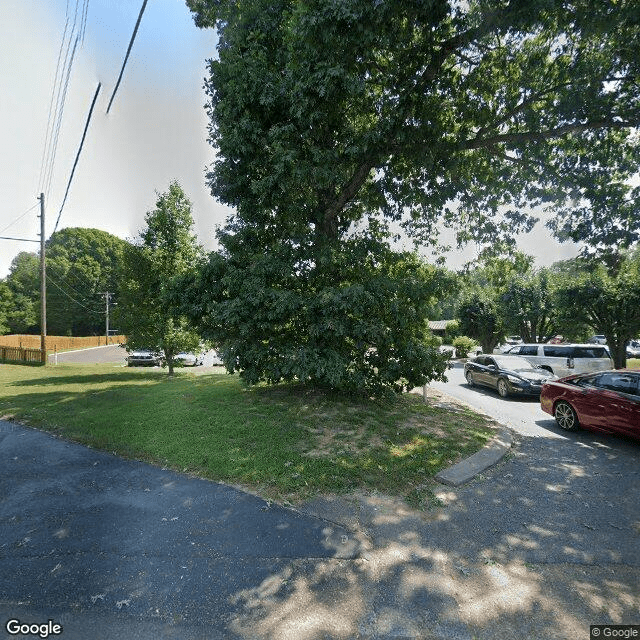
<box><xmin>498</xmin><ymin>269</ymin><xmax>557</xmax><ymax>343</ymax></box>
<box><xmin>188</xmin><ymin>0</ymin><xmax>640</xmax><ymax>254</ymax></box>
<box><xmin>185</xmin><ymin>0</ymin><xmax>640</xmax><ymax>392</ymax></box>
<box><xmin>45</xmin><ymin>228</ymin><xmax>128</xmax><ymax>336</ymax></box>
<box><xmin>0</xmin><ymin>281</ymin><xmax>12</xmax><ymax>335</ymax></box>
<box><xmin>3</xmin><ymin>252</ymin><xmax>39</xmax><ymax>333</ymax></box>
<box><xmin>442</xmin><ymin>320</ymin><xmax>460</xmax><ymax>344</ymax></box>
<box><xmin>452</xmin><ymin>336</ymin><xmax>478</xmax><ymax>359</ymax></box>
<box><xmin>2</xmin><ymin>231</ymin><xmax>128</xmax><ymax>337</ymax></box>
<box><xmin>456</xmin><ymin>295</ymin><xmax>504</xmax><ymax>355</ymax></box>
<box><xmin>178</xmin><ymin>229</ymin><xmax>452</xmax><ymax>395</ymax></box>
<box><xmin>553</xmin><ymin>253</ymin><xmax>640</xmax><ymax>368</ymax></box>
<box><xmin>116</xmin><ymin>182</ymin><xmax>204</xmax><ymax>375</ymax></box>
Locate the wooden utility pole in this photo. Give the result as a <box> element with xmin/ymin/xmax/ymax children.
<box><xmin>100</xmin><ymin>292</ymin><xmax>112</xmax><ymax>345</ymax></box>
<box><xmin>38</xmin><ymin>193</ymin><xmax>47</xmax><ymax>362</ymax></box>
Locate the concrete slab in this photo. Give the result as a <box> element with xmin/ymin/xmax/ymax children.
<box><xmin>434</xmin><ymin>428</ymin><xmax>512</xmax><ymax>486</ymax></box>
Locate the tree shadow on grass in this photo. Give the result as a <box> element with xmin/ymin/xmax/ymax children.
<box><xmin>224</xmin><ymin>430</ymin><xmax>640</xmax><ymax>639</ymax></box>
<box><xmin>1</xmin><ymin>384</ymin><xmax>639</xmax><ymax>638</ymax></box>
<box><xmin>7</xmin><ymin>369</ymin><xmax>211</xmax><ymax>387</ymax></box>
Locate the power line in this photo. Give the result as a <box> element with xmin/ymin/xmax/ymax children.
<box><xmin>106</xmin><ymin>0</ymin><xmax>149</xmax><ymax>114</ymax></box>
<box><xmin>0</xmin><ymin>203</ymin><xmax>39</xmax><ymax>235</ymax></box>
<box><xmin>80</xmin><ymin>0</ymin><xmax>90</xmax><ymax>45</ymax></box>
<box><xmin>44</xmin><ymin>35</ymin><xmax>80</xmax><ymax>199</ymax></box>
<box><xmin>46</xmin><ymin>273</ymin><xmax>102</xmax><ymax>311</ymax></box>
<box><xmin>46</xmin><ymin>264</ymin><xmax>96</xmax><ymax>301</ymax></box>
<box><xmin>40</xmin><ymin>0</ymin><xmax>83</xmax><ymax>198</ymax></box>
<box><xmin>0</xmin><ymin>236</ymin><xmax>40</xmax><ymax>243</ymax></box>
<box><xmin>38</xmin><ymin>10</ymin><xmax>71</xmax><ymax>191</ymax></box>
<box><xmin>54</xmin><ymin>82</ymin><xmax>102</xmax><ymax>234</ymax></box>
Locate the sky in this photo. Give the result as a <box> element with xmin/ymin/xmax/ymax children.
<box><xmin>0</xmin><ymin>0</ymin><xmax>581</xmax><ymax>280</ymax></box>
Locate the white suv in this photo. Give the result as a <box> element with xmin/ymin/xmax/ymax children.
<box><xmin>503</xmin><ymin>343</ymin><xmax>613</xmax><ymax>378</ymax></box>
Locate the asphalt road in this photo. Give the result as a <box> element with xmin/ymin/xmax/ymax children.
<box><xmin>48</xmin><ymin>344</ymin><xmax>129</xmax><ymax>365</ymax></box>
<box><xmin>2</xmin><ymin>355</ymin><xmax>639</xmax><ymax>639</ymax></box>
<box><xmin>47</xmin><ymin>345</ymin><xmax>224</xmax><ymax>369</ymax></box>
<box><xmin>430</xmin><ymin>362</ymin><xmax>565</xmax><ymax>438</ymax></box>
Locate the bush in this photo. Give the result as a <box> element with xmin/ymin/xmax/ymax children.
<box><xmin>443</xmin><ymin>320</ymin><xmax>460</xmax><ymax>344</ymax></box>
<box><xmin>452</xmin><ymin>336</ymin><xmax>478</xmax><ymax>358</ymax></box>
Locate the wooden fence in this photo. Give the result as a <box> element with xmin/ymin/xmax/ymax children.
<box><xmin>0</xmin><ymin>335</ymin><xmax>126</xmax><ymax>365</ymax></box>
<box><xmin>0</xmin><ymin>346</ymin><xmax>46</xmax><ymax>364</ymax></box>
<box><xmin>0</xmin><ymin>334</ymin><xmax>126</xmax><ymax>350</ymax></box>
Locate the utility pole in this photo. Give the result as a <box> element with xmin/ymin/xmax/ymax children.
<box><xmin>38</xmin><ymin>193</ymin><xmax>47</xmax><ymax>362</ymax></box>
<box><xmin>100</xmin><ymin>292</ymin><xmax>112</xmax><ymax>345</ymax></box>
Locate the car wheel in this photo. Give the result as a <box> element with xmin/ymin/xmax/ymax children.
<box><xmin>465</xmin><ymin>370</ymin><xmax>475</xmax><ymax>386</ymax></box>
<box><xmin>554</xmin><ymin>401</ymin><xmax>579</xmax><ymax>431</ymax></box>
<box><xmin>497</xmin><ymin>378</ymin><xmax>509</xmax><ymax>398</ymax></box>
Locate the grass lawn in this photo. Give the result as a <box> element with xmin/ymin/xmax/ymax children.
<box><xmin>0</xmin><ymin>363</ymin><xmax>497</xmax><ymax>507</ymax></box>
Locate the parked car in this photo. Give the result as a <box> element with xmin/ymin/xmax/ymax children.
<box><xmin>127</xmin><ymin>349</ymin><xmax>162</xmax><ymax>367</ymax></box>
<box><xmin>497</xmin><ymin>336</ymin><xmax>523</xmax><ymax>353</ymax></box>
<box><xmin>588</xmin><ymin>335</ymin><xmax>607</xmax><ymax>345</ymax></box>
<box><xmin>540</xmin><ymin>370</ymin><xmax>640</xmax><ymax>439</ymax></box>
<box><xmin>626</xmin><ymin>340</ymin><xmax>640</xmax><ymax>359</ymax></box>
<box><xmin>173</xmin><ymin>352</ymin><xmax>204</xmax><ymax>367</ymax></box>
<box><xmin>502</xmin><ymin>343</ymin><xmax>613</xmax><ymax>378</ymax></box>
<box><xmin>464</xmin><ymin>354</ymin><xmax>557</xmax><ymax>397</ymax></box>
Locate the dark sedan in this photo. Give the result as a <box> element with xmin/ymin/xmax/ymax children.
<box><xmin>540</xmin><ymin>369</ymin><xmax>640</xmax><ymax>439</ymax></box>
<box><xmin>464</xmin><ymin>354</ymin><xmax>557</xmax><ymax>397</ymax></box>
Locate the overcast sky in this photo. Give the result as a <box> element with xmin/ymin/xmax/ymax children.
<box><xmin>0</xmin><ymin>0</ymin><xmax>580</xmax><ymax>280</ymax></box>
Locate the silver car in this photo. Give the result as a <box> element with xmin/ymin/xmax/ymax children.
<box><xmin>127</xmin><ymin>349</ymin><xmax>162</xmax><ymax>367</ymax></box>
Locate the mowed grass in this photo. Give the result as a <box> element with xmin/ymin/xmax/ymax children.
<box><xmin>0</xmin><ymin>363</ymin><xmax>497</xmax><ymax>506</ymax></box>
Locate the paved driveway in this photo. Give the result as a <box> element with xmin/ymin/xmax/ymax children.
<box><xmin>430</xmin><ymin>362</ymin><xmax>566</xmax><ymax>438</ymax></box>
<box><xmin>2</xmin><ymin>365</ymin><xmax>639</xmax><ymax>639</ymax></box>
<box><xmin>0</xmin><ymin>422</ymin><xmax>357</xmax><ymax>640</ymax></box>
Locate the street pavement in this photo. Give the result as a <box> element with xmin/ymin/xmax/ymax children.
<box><xmin>47</xmin><ymin>345</ymin><xmax>224</xmax><ymax>369</ymax></box>
<box><xmin>1</xmin><ymin>358</ymin><xmax>639</xmax><ymax>639</ymax></box>
<box><xmin>429</xmin><ymin>362</ymin><xmax>566</xmax><ymax>438</ymax></box>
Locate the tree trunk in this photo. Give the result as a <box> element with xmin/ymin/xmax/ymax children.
<box><xmin>165</xmin><ymin>349</ymin><xmax>174</xmax><ymax>376</ymax></box>
<box><xmin>609</xmin><ymin>339</ymin><xmax>627</xmax><ymax>370</ymax></box>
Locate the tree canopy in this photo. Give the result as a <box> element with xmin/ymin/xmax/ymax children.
<box><xmin>116</xmin><ymin>182</ymin><xmax>204</xmax><ymax>375</ymax></box>
<box><xmin>45</xmin><ymin>228</ymin><xmax>128</xmax><ymax>336</ymax></box>
<box><xmin>3</xmin><ymin>252</ymin><xmax>40</xmax><ymax>334</ymax></box>
<box><xmin>553</xmin><ymin>252</ymin><xmax>640</xmax><ymax>368</ymax></box>
<box><xmin>0</xmin><ymin>230</ymin><xmax>128</xmax><ymax>337</ymax></box>
<box><xmin>185</xmin><ymin>0</ymin><xmax>640</xmax><ymax>390</ymax></box>
<box><xmin>188</xmin><ymin>0</ymin><xmax>639</xmax><ymax>252</ymax></box>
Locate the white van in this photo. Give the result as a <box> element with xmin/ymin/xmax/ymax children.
<box><xmin>502</xmin><ymin>343</ymin><xmax>613</xmax><ymax>378</ymax></box>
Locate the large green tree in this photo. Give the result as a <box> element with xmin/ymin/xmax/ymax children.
<box><xmin>554</xmin><ymin>253</ymin><xmax>640</xmax><ymax>368</ymax></box>
<box><xmin>116</xmin><ymin>182</ymin><xmax>204</xmax><ymax>375</ymax></box>
<box><xmin>456</xmin><ymin>295</ymin><xmax>504</xmax><ymax>355</ymax></box>
<box><xmin>186</xmin><ymin>0</ymin><xmax>639</xmax><ymax>391</ymax></box>
<box><xmin>188</xmin><ymin>0</ymin><xmax>639</xmax><ymax>250</ymax></box>
<box><xmin>4</xmin><ymin>252</ymin><xmax>40</xmax><ymax>334</ymax></box>
<box><xmin>499</xmin><ymin>269</ymin><xmax>557</xmax><ymax>343</ymax></box>
<box><xmin>45</xmin><ymin>228</ymin><xmax>128</xmax><ymax>336</ymax></box>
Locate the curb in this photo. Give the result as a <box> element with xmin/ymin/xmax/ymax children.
<box><xmin>435</xmin><ymin>428</ymin><xmax>512</xmax><ymax>486</ymax></box>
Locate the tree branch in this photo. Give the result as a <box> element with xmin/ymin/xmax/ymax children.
<box><xmin>463</xmin><ymin>120</ymin><xmax>636</xmax><ymax>151</ymax></box>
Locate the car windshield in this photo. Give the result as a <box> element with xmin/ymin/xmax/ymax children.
<box><xmin>494</xmin><ymin>356</ymin><xmax>535</xmax><ymax>370</ymax></box>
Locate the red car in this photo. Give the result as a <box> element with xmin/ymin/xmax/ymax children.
<box><xmin>540</xmin><ymin>369</ymin><xmax>640</xmax><ymax>439</ymax></box>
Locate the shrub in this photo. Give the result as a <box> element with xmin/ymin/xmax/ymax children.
<box><xmin>443</xmin><ymin>320</ymin><xmax>460</xmax><ymax>344</ymax></box>
<box><xmin>452</xmin><ymin>336</ymin><xmax>478</xmax><ymax>358</ymax></box>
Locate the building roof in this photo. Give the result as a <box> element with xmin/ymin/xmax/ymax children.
<box><xmin>428</xmin><ymin>320</ymin><xmax>457</xmax><ymax>331</ymax></box>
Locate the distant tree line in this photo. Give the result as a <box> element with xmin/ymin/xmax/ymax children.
<box><xmin>0</xmin><ymin>228</ymin><xmax>128</xmax><ymax>337</ymax></box>
<box><xmin>437</xmin><ymin>249</ymin><xmax>640</xmax><ymax>369</ymax></box>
